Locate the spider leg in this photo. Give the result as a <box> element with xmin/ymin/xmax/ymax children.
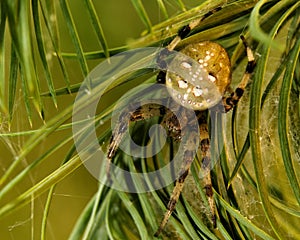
<box><xmin>107</xmin><ymin>103</ymin><xmax>167</xmax><ymax>179</ymax></box>
<box><xmin>156</xmin><ymin>6</ymin><xmax>222</xmax><ymax>82</ymax></box>
<box><xmin>198</xmin><ymin>111</ymin><xmax>216</xmax><ymax>227</ymax></box>
<box><xmin>154</xmin><ymin>130</ymin><xmax>199</xmax><ymax>237</ymax></box>
<box><xmin>166</xmin><ymin>6</ymin><xmax>222</xmax><ymax>51</ymax></box>
<box><xmin>223</xmin><ymin>36</ymin><xmax>256</xmax><ymax>112</ymax></box>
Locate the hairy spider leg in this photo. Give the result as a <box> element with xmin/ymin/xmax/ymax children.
<box><xmin>166</xmin><ymin>6</ymin><xmax>222</xmax><ymax>51</ymax></box>
<box><xmin>222</xmin><ymin>36</ymin><xmax>256</xmax><ymax>112</ymax></box>
<box><xmin>107</xmin><ymin>103</ymin><xmax>167</xmax><ymax>179</ymax></box>
<box><xmin>198</xmin><ymin>111</ymin><xmax>216</xmax><ymax>227</ymax></box>
<box><xmin>154</xmin><ymin>110</ymin><xmax>216</xmax><ymax>237</ymax></box>
<box><xmin>156</xmin><ymin>6</ymin><xmax>222</xmax><ymax>72</ymax></box>
<box><xmin>154</xmin><ymin>129</ymin><xmax>199</xmax><ymax>237</ymax></box>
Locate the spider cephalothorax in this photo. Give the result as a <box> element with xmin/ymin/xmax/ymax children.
<box><xmin>106</xmin><ymin>6</ymin><xmax>256</xmax><ymax>237</ymax></box>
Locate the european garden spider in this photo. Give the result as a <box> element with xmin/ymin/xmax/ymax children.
<box><xmin>106</xmin><ymin>6</ymin><xmax>256</xmax><ymax>237</ymax></box>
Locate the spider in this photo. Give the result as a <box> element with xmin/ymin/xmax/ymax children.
<box><xmin>106</xmin><ymin>6</ymin><xmax>256</xmax><ymax>237</ymax></box>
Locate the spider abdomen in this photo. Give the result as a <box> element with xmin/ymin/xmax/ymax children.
<box><xmin>166</xmin><ymin>41</ymin><xmax>231</xmax><ymax>110</ymax></box>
